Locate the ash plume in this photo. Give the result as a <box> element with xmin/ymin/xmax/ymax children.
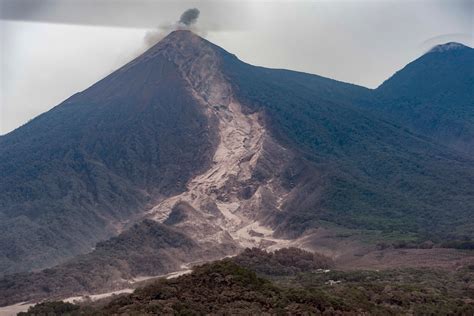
<box><xmin>178</xmin><ymin>8</ymin><xmax>200</xmax><ymax>27</ymax></box>
<box><xmin>144</xmin><ymin>8</ymin><xmax>203</xmax><ymax>47</ymax></box>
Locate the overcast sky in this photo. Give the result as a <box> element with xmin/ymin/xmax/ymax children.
<box><xmin>1</xmin><ymin>0</ymin><xmax>473</xmax><ymax>135</ymax></box>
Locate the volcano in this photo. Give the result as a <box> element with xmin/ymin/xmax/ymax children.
<box><xmin>374</xmin><ymin>42</ymin><xmax>474</xmax><ymax>153</ymax></box>
<box><xmin>1</xmin><ymin>31</ymin><xmax>473</xmax><ymax>305</ymax></box>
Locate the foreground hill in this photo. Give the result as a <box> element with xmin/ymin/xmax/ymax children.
<box><xmin>19</xmin><ymin>248</ymin><xmax>474</xmax><ymax>315</ymax></box>
<box><xmin>0</xmin><ymin>220</ymin><xmax>209</xmax><ymax>306</ymax></box>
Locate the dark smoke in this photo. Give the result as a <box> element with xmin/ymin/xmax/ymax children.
<box><xmin>144</xmin><ymin>8</ymin><xmax>202</xmax><ymax>47</ymax></box>
<box><xmin>178</xmin><ymin>8</ymin><xmax>200</xmax><ymax>27</ymax></box>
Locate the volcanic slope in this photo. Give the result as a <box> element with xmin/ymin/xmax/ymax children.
<box><xmin>0</xmin><ymin>31</ymin><xmax>218</xmax><ymax>275</ymax></box>
<box><xmin>145</xmin><ymin>31</ymin><xmax>295</xmax><ymax>254</ymax></box>
<box><xmin>1</xmin><ymin>30</ymin><xmax>473</xmax><ymax>284</ymax></box>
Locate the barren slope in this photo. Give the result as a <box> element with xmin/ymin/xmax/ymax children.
<box><xmin>146</xmin><ymin>31</ymin><xmax>295</xmax><ymax>256</ymax></box>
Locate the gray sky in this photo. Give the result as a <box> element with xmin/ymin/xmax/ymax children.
<box><xmin>1</xmin><ymin>0</ymin><xmax>473</xmax><ymax>135</ymax></box>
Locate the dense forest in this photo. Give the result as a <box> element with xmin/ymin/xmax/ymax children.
<box><xmin>20</xmin><ymin>248</ymin><xmax>474</xmax><ymax>315</ymax></box>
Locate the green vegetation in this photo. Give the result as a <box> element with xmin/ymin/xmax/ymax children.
<box><xmin>20</xmin><ymin>248</ymin><xmax>474</xmax><ymax>315</ymax></box>
<box><xmin>18</xmin><ymin>302</ymin><xmax>80</xmax><ymax>316</ymax></box>
<box><xmin>375</xmin><ymin>44</ymin><xmax>474</xmax><ymax>155</ymax></box>
<box><xmin>233</xmin><ymin>247</ymin><xmax>334</xmax><ymax>276</ymax></box>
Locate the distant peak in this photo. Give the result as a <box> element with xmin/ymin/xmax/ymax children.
<box><xmin>427</xmin><ymin>42</ymin><xmax>470</xmax><ymax>53</ymax></box>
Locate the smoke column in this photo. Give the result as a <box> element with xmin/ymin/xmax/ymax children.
<box><xmin>178</xmin><ymin>8</ymin><xmax>200</xmax><ymax>27</ymax></box>
<box><xmin>145</xmin><ymin>8</ymin><xmax>202</xmax><ymax>47</ymax></box>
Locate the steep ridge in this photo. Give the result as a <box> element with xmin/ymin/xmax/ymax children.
<box><xmin>0</xmin><ymin>220</ymin><xmax>203</xmax><ymax>306</ymax></box>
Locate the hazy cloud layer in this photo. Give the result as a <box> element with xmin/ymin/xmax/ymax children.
<box><xmin>1</xmin><ymin>0</ymin><xmax>472</xmax><ymax>134</ymax></box>
<box><xmin>0</xmin><ymin>0</ymin><xmax>246</xmax><ymax>30</ymax></box>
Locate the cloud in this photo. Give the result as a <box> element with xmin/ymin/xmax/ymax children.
<box><xmin>0</xmin><ymin>0</ymin><xmax>245</xmax><ymax>30</ymax></box>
